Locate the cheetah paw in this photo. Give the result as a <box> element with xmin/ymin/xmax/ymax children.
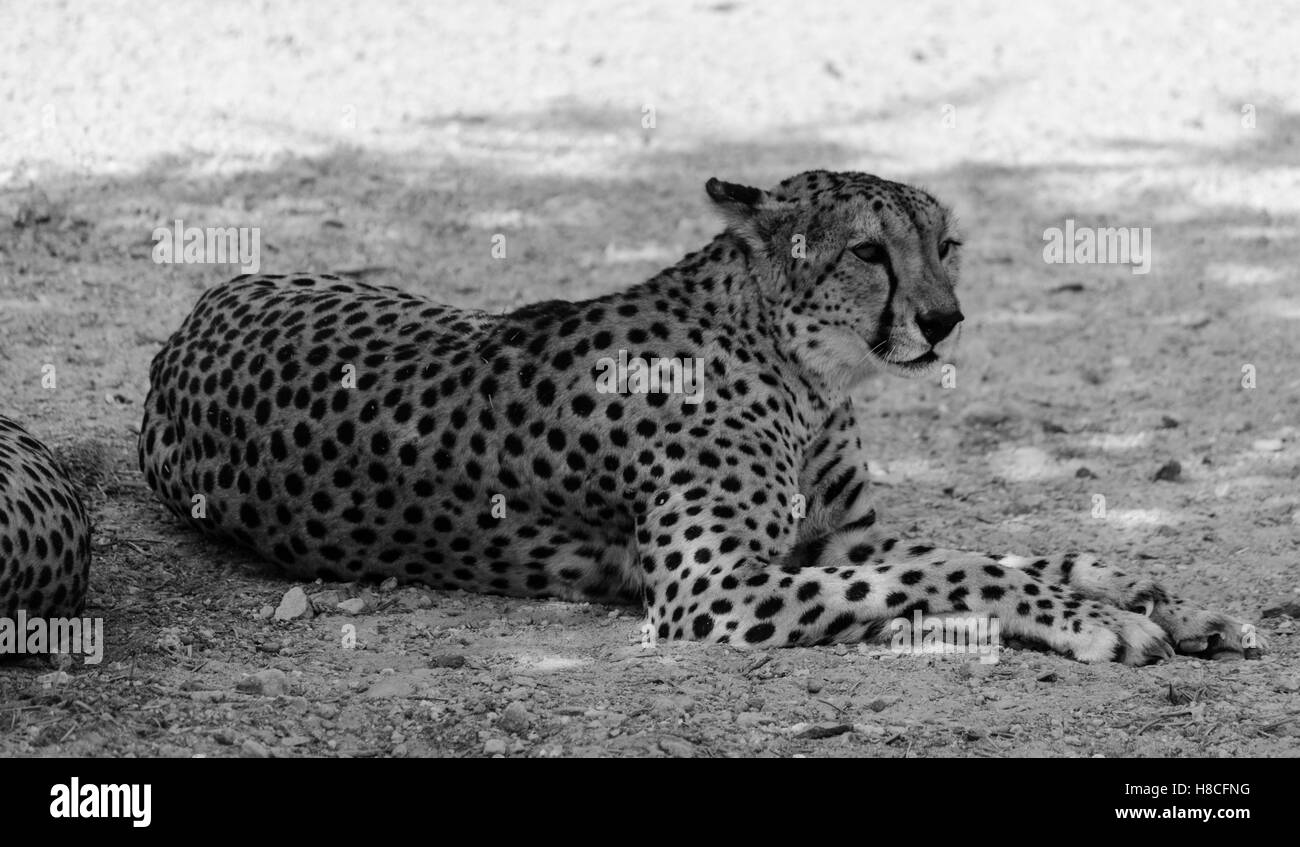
<box><xmin>1148</xmin><ymin>599</ymin><xmax>1266</xmax><ymax>659</ymax></box>
<box><xmin>1073</xmin><ymin>608</ymin><xmax>1174</xmax><ymax>666</ymax></box>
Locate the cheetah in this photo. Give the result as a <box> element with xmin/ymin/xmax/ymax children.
<box><xmin>0</xmin><ymin>416</ymin><xmax>92</xmax><ymax>648</ymax></box>
<box><xmin>139</xmin><ymin>170</ymin><xmax>1262</xmax><ymax>664</ymax></box>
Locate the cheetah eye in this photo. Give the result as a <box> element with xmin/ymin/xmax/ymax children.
<box><xmin>850</xmin><ymin>242</ymin><xmax>888</xmax><ymax>265</ymax></box>
<box><xmin>938</xmin><ymin>239</ymin><xmax>962</xmax><ymax>260</ymax></box>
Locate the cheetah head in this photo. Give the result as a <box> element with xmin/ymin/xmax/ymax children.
<box><xmin>707</xmin><ymin>170</ymin><xmax>963</xmax><ymax>390</ymax></box>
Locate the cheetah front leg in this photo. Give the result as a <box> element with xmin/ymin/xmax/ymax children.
<box><xmin>772</xmin><ymin>403</ymin><xmax>1253</xmax><ymax>662</ymax></box>
<box><xmin>996</xmin><ymin>553</ymin><xmax>1266</xmax><ymax>657</ymax></box>
<box><xmin>640</xmin><ymin>485</ymin><xmax>1173</xmax><ymax>665</ymax></box>
<box><xmin>782</xmin><ymin>401</ymin><xmax>883</xmax><ymax>570</ymax></box>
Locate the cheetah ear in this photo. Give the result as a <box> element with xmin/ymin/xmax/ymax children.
<box><xmin>706</xmin><ymin>177</ymin><xmax>769</xmax><ymax>210</ymax></box>
<box><xmin>705</xmin><ymin>178</ymin><xmax>787</xmax><ymax>253</ymax></box>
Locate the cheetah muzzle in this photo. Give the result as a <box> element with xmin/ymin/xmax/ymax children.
<box><xmin>138</xmin><ymin>170</ymin><xmax>1264</xmax><ymax>666</ymax></box>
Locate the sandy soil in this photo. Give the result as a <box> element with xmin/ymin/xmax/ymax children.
<box><xmin>1</xmin><ymin>0</ymin><xmax>1297</xmax><ymax>757</ymax></box>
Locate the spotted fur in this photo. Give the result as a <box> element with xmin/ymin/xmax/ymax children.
<box><xmin>138</xmin><ymin>170</ymin><xmax>1262</xmax><ymax>664</ymax></box>
<box><xmin>0</xmin><ymin>416</ymin><xmax>92</xmax><ymax>629</ymax></box>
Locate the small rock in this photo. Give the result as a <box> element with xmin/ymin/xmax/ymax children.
<box><xmin>796</xmin><ymin>723</ymin><xmax>853</xmax><ymax>739</ymax></box>
<box><xmin>1075</xmin><ymin>466</ymin><xmax>1096</xmax><ymax>479</ymax></box>
<box><xmin>310</xmin><ymin>590</ymin><xmax>346</xmax><ymax>612</ymax></box>
<box><xmin>867</xmin><ymin>698</ymin><xmax>892</xmax><ymax>713</ymax></box>
<box><xmin>379</xmin><ymin>577</ymin><xmax>399</xmax><ymax>592</ymax></box>
<box><xmin>1153</xmin><ymin>460</ymin><xmax>1182</xmax><ymax>482</ymax></box>
<box><xmin>962</xmin><ymin>402</ymin><xmax>1017</xmax><ymax>428</ymax></box>
<box><xmin>256</xmin><ymin>605</ymin><xmax>274</xmax><ymax>620</ymax></box>
<box><xmin>337</xmin><ymin>597</ymin><xmax>368</xmax><ymax>616</ymax></box>
<box><xmin>274</xmin><ymin>587</ymin><xmax>311</xmax><ymax>621</ymax></box>
<box><xmin>853</xmin><ymin>722</ymin><xmax>886</xmax><ymax>737</ymax></box>
<box><xmin>650</xmin><ymin>696</ymin><xmax>687</xmax><ymax>716</ymax></box>
<box><xmin>240</xmin><ymin>739</ymin><xmax>271</xmax><ymax>758</ymax></box>
<box><xmin>1158</xmin><ymin>415</ymin><xmax>1180</xmax><ymax>429</ymax></box>
<box><xmin>429</xmin><ymin>653</ymin><xmax>466</xmax><ymax>669</ymax></box>
<box><xmin>500</xmin><ymin>701</ymin><xmax>532</xmax><ymax>734</ymax></box>
<box><xmin>398</xmin><ymin>591</ymin><xmax>434</xmax><ymax>610</ymax></box>
<box><xmin>1262</xmin><ymin>602</ymin><xmax>1300</xmax><ymax>619</ymax></box>
<box><xmin>737</xmin><ymin>711</ymin><xmax>774</xmax><ymax>728</ymax></box>
<box><xmin>658</xmin><ymin>737</ymin><xmax>694</xmax><ymax>757</ymax></box>
<box><xmin>237</xmin><ymin>668</ymin><xmax>288</xmax><ymax>697</ymax></box>
<box><xmin>483</xmin><ymin>738</ymin><xmax>507</xmax><ymax>756</ymax></box>
<box><xmin>213</xmin><ymin>730</ymin><xmax>236</xmax><ymax>745</ymax></box>
<box><xmin>806</xmin><ymin>678</ymin><xmax>824</xmax><ymax>694</ymax></box>
<box><xmin>1252</xmin><ymin>438</ymin><xmax>1284</xmax><ymax>452</ymax></box>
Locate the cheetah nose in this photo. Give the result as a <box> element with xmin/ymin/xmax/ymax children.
<box><xmin>915</xmin><ymin>309</ymin><xmax>964</xmax><ymax>345</ymax></box>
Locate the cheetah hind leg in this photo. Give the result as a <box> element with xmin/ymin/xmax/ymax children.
<box><xmin>997</xmin><ymin>554</ymin><xmax>1266</xmax><ymax>658</ymax></box>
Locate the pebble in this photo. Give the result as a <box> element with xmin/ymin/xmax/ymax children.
<box><xmin>274</xmin><ymin>587</ymin><xmax>311</xmax><ymax>621</ymax></box>
<box><xmin>310</xmin><ymin>590</ymin><xmax>347</xmax><ymax>612</ymax></box>
<box><xmin>1253</xmin><ymin>438</ymin><xmax>1284</xmax><ymax>452</ymax></box>
<box><xmin>240</xmin><ymin>739</ymin><xmax>271</xmax><ymax>758</ymax></box>
<box><xmin>796</xmin><ymin>723</ymin><xmax>853</xmax><ymax>739</ymax></box>
<box><xmin>398</xmin><ymin>592</ymin><xmax>434</xmax><ymax>610</ymax></box>
<box><xmin>962</xmin><ymin>402</ymin><xmax>1017</xmax><ymax>428</ymax></box>
<box><xmin>429</xmin><ymin>653</ymin><xmax>467</xmax><ymax>669</ymax></box>
<box><xmin>1153</xmin><ymin>460</ymin><xmax>1182</xmax><ymax>482</ymax></box>
<box><xmin>658</xmin><ymin>737</ymin><xmax>694</xmax><ymax>757</ymax></box>
<box><xmin>237</xmin><ymin>668</ymin><xmax>288</xmax><ymax>697</ymax></box>
<box><xmin>256</xmin><ymin>605</ymin><xmax>274</xmax><ymax>620</ymax></box>
<box><xmin>337</xmin><ymin>597</ymin><xmax>368</xmax><ymax>616</ymax></box>
<box><xmin>500</xmin><ymin>701</ymin><xmax>532</xmax><ymax>733</ymax></box>
<box><xmin>483</xmin><ymin>738</ymin><xmax>507</xmax><ymax>756</ymax></box>
<box><xmin>379</xmin><ymin>577</ymin><xmax>399</xmax><ymax>592</ymax></box>
<box><xmin>736</xmin><ymin>711</ymin><xmax>773</xmax><ymax>727</ymax></box>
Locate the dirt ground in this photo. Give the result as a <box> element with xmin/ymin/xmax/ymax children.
<box><xmin>1</xmin><ymin>0</ymin><xmax>1298</xmax><ymax>757</ymax></box>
